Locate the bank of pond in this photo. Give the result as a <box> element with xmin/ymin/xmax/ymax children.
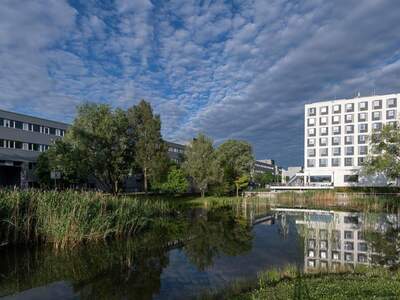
<box><xmin>1</xmin><ymin>190</ymin><xmax>400</xmax><ymax>299</ymax></box>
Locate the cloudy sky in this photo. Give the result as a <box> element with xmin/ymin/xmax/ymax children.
<box><xmin>1</xmin><ymin>0</ymin><xmax>400</xmax><ymax>167</ymax></box>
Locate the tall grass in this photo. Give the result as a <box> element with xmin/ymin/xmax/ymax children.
<box><xmin>0</xmin><ymin>189</ymin><xmax>174</xmax><ymax>248</ymax></box>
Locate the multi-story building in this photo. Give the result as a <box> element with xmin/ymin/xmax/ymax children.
<box><xmin>304</xmin><ymin>93</ymin><xmax>399</xmax><ymax>187</ymax></box>
<box><xmin>0</xmin><ymin>109</ymin><xmax>185</xmax><ymax>189</ymax></box>
<box><xmin>0</xmin><ymin>109</ymin><xmax>68</xmax><ymax>187</ymax></box>
<box><xmin>253</xmin><ymin>159</ymin><xmax>281</xmax><ymax>176</ymax></box>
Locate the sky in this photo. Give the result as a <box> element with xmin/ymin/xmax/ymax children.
<box><xmin>1</xmin><ymin>0</ymin><xmax>400</xmax><ymax>168</ymax></box>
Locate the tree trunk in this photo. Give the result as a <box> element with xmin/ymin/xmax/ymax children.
<box><xmin>236</xmin><ymin>185</ymin><xmax>239</xmax><ymax>198</ymax></box>
<box><xmin>144</xmin><ymin>167</ymin><xmax>148</xmax><ymax>194</ymax></box>
<box><xmin>201</xmin><ymin>189</ymin><xmax>205</xmax><ymax>198</ymax></box>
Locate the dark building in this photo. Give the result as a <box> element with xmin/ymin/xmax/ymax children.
<box><xmin>253</xmin><ymin>159</ymin><xmax>281</xmax><ymax>176</ymax></box>
<box><xmin>0</xmin><ymin>109</ymin><xmax>185</xmax><ymax>189</ymax></box>
<box><xmin>0</xmin><ymin>109</ymin><xmax>68</xmax><ymax>187</ymax></box>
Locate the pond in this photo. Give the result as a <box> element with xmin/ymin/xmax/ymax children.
<box><xmin>1</xmin><ymin>197</ymin><xmax>399</xmax><ymax>299</ymax></box>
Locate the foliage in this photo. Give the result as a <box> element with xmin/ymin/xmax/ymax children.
<box><xmin>127</xmin><ymin>100</ymin><xmax>169</xmax><ymax>193</ymax></box>
<box><xmin>363</xmin><ymin>123</ymin><xmax>400</xmax><ymax>181</ymax></box>
<box><xmin>234</xmin><ymin>175</ymin><xmax>250</xmax><ymax>197</ymax></box>
<box><xmin>253</xmin><ymin>171</ymin><xmax>278</xmax><ymax>187</ymax></box>
<box><xmin>160</xmin><ymin>167</ymin><xmax>189</xmax><ymax>194</ymax></box>
<box><xmin>182</xmin><ymin>134</ymin><xmax>220</xmax><ymax>197</ymax></box>
<box><xmin>216</xmin><ymin>140</ymin><xmax>254</xmax><ymax>193</ymax></box>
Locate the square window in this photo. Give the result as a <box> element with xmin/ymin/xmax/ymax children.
<box><xmin>372</xmin><ymin>111</ymin><xmax>381</xmax><ymax>121</ymax></box>
<box><xmin>359</xmin><ymin>101</ymin><xmax>368</xmax><ymax>111</ymax></box>
<box><xmin>307</xmin><ymin>159</ymin><xmax>316</xmax><ymax>168</ymax></box>
<box><xmin>320</xmin><ymin>240</ymin><xmax>328</xmax><ymax>249</ymax></box>
<box><xmin>373</xmin><ymin>100</ymin><xmax>382</xmax><ymax>109</ymax></box>
<box><xmin>308</xmin><ymin>260</ymin><xmax>316</xmax><ymax>267</ymax></box>
<box><xmin>358</xmin><ymin>135</ymin><xmax>367</xmax><ymax>144</ymax></box>
<box><xmin>332</xmin><ymin>251</ymin><xmax>340</xmax><ymax>260</ymax></box>
<box><xmin>344</xmin><ymin>231</ymin><xmax>353</xmax><ymax>239</ymax></box>
<box><xmin>345</xmin><ymin>114</ymin><xmax>353</xmax><ymax>123</ymax></box>
<box><xmin>333</xmin><ymin>104</ymin><xmax>341</xmax><ymax>113</ymax></box>
<box><xmin>358</xmin><ymin>242</ymin><xmax>368</xmax><ymax>252</ymax></box>
<box><xmin>386</xmin><ymin>110</ymin><xmax>396</xmax><ymax>120</ymax></box>
<box><xmin>320</xmin><ymin>106</ymin><xmax>328</xmax><ymax>115</ymax></box>
<box><xmin>332</xmin><ymin>115</ymin><xmax>341</xmax><ymax>124</ymax></box>
<box><xmin>358</xmin><ymin>157</ymin><xmax>366</xmax><ymax>166</ymax></box>
<box><xmin>332</xmin><ymin>147</ymin><xmax>341</xmax><ymax>156</ymax></box>
<box><xmin>332</xmin><ymin>158</ymin><xmax>341</xmax><ymax>167</ymax></box>
<box><xmin>345</xmin><ymin>252</ymin><xmax>354</xmax><ymax>262</ymax></box>
<box><xmin>358</xmin><ymin>113</ymin><xmax>367</xmax><ymax>122</ymax></box>
<box><xmin>345</xmin><ymin>125</ymin><xmax>354</xmax><ymax>134</ymax></box>
<box><xmin>320</xmin><ymin>117</ymin><xmax>328</xmax><ymax>125</ymax></box>
<box><xmin>319</xmin><ymin>159</ymin><xmax>328</xmax><ymax>167</ymax></box>
<box><xmin>307</xmin><ymin>149</ymin><xmax>316</xmax><ymax>157</ymax></box>
<box><xmin>344</xmin><ymin>241</ymin><xmax>354</xmax><ymax>250</ymax></box>
<box><xmin>345</xmin><ymin>146</ymin><xmax>354</xmax><ymax>155</ymax></box>
<box><xmin>332</xmin><ymin>136</ymin><xmax>341</xmax><ymax>145</ymax></box>
<box><xmin>345</xmin><ymin>103</ymin><xmax>354</xmax><ymax>112</ymax></box>
<box><xmin>308</xmin><ymin>128</ymin><xmax>316</xmax><ymax>136</ymax></box>
<box><xmin>387</xmin><ymin>98</ymin><xmax>397</xmax><ymax>108</ymax></box>
<box><xmin>358</xmin><ymin>254</ymin><xmax>368</xmax><ymax>263</ymax></box>
<box><xmin>308</xmin><ymin>138</ymin><xmax>316</xmax><ymax>146</ymax></box>
<box><xmin>308</xmin><ymin>239</ymin><xmax>316</xmax><ymax>248</ymax></box>
<box><xmin>320</xmin><ymin>250</ymin><xmax>327</xmax><ymax>259</ymax></box>
<box><xmin>308</xmin><ymin>249</ymin><xmax>315</xmax><ymax>258</ymax></box>
<box><xmin>359</xmin><ymin>123</ymin><xmax>368</xmax><ymax>133</ymax></box>
<box><xmin>319</xmin><ymin>138</ymin><xmax>328</xmax><ymax>146</ymax></box>
<box><xmin>320</xmin><ymin>127</ymin><xmax>328</xmax><ymax>136</ymax></box>
<box><xmin>372</xmin><ymin>123</ymin><xmax>382</xmax><ymax>131</ymax></box>
<box><xmin>359</xmin><ymin>146</ymin><xmax>368</xmax><ymax>155</ymax></box>
<box><xmin>319</xmin><ymin>148</ymin><xmax>328</xmax><ymax>156</ymax></box>
<box><xmin>332</xmin><ymin>126</ymin><xmax>341</xmax><ymax>135</ymax></box>
<box><xmin>344</xmin><ymin>136</ymin><xmax>353</xmax><ymax>145</ymax></box>
<box><xmin>345</xmin><ymin>157</ymin><xmax>353</xmax><ymax>166</ymax></box>
<box><xmin>308</xmin><ymin>107</ymin><xmax>316</xmax><ymax>116</ymax></box>
<box><xmin>308</xmin><ymin>118</ymin><xmax>316</xmax><ymax>126</ymax></box>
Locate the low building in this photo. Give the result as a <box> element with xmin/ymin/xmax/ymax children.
<box><xmin>253</xmin><ymin>159</ymin><xmax>281</xmax><ymax>176</ymax></box>
<box><xmin>281</xmin><ymin>166</ymin><xmax>303</xmax><ymax>183</ymax></box>
<box><xmin>0</xmin><ymin>109</ymin><xmax>185</xmax><ymax>189</ymax></box>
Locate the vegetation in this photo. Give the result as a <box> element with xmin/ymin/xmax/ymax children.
<box><xmin>253</xmin><ymin>171</ymin><xmax>280</xmax><ymax>187</ymax></box>
<box><xmin>0</xmin><ymin>189</ymin><xmax>175</xmax><ymax>248</ymax></box>
<box><xmin>234</xmin><ymin>175</ymin><xmax>249</xmax><ymax>197</ymax></box>
<box><xmin>127</xmin><ymin>100</ymin><xmax>169</xmax><ymax>193</ymax></box>
<box><xmin>159</xmin><ymin>166</ymin><xmax>189</xmax><ymax>195</ymax></box>
<box><xmin>183</xmin><ymin>134</ymin><xmax>220</xmax><ymax>197</ymax></box>
<box><xmin>363</xmin><ymin>123</ymin><xmax>400</xmax><ymax>183</ymax></box>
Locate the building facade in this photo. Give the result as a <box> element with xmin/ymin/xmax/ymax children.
<box><xmin>304</xmin><ymin>93</ymin><xmax>399</xmax><ymax>187</ymax></box>
<box><xmin>0</xmin><ymin>109</ymin><xmax>185</xmax><ymax>189</ymax></box>
<box><xmin>253</xmin><ymin>159</ymin><xmax>281</xmax><ymax>176</ymax></box>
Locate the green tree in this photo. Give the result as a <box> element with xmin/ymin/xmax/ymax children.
<box><xmin>127</xmin><ymin>100</ymin><xmax>169</xmax><ymax>193</ymax></box>
<box><xmin>66</xmin><ymin>103</ymin><xmax>135</xmax><ymax>194</ymax></box>
<box><xmin>183</xmin><ymin>134</ymin><xmax>219</xmax><ymax>197</ymax></box>
<box><xmin>234</xmin><ymin>175</ymin><xmax>249</xmax><ymax>197</ymax></box>
<box><xmin>362</xmin><ymin>123</ymin><xmax>400</xmax><ymax>183</ymax></box>
<box><xmin>35</xmin><ymin>151</ymin><xmax>52</xmax><ymax>188</ymax></box>
<box><xmin>161</xmin><ymin>167</ymin><xmax>189</xmax><ymax>195</ymax></box>
<box><xmin>216</xmin><ymin>140</ymin><xmax>254</xmax><ymax>193</ymax></box>
<box><xmin>253</xmin><ymin>171</ymin><xmax>277</xmax><ymax>187</ymax></box>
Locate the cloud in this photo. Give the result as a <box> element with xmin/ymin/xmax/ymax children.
<box><xmin>0</xmin><ymin>0</ymin><xmax>399</xmax><ymax>167</ymax></box>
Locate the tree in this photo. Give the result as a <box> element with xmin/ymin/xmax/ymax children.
<box><xmin>362</xmin><ymin>123</ymin><xmax>400</xmax><ymax>183</ymax></box>
<box><xmin>66</xmin><ymin>103</ymin><xmax>135</xmax><ymax>194</ymax></box>
<box><xmin>234</xmin><ymin>175</ymin><xmax>249</xmax><ymax>197</ymax></box>
<box><xmin>216</xmin><ymin>140</ymin><xmax>254</xmax><ymax>193</ymax></box>
<box><xmin>253</xmin><ymin>172</ymin><xmax>278</xmax><ymax>187</ymax></box>
<box><xmin>127</xmin><ymin>100</ymin><xmax>168</xmax><ymax>193</ymax></box>
<box><xmin>160</xmin><ymin>167</ymin><xmax>189</xmax><ymax>195</ymax></box>
<box><xmin>183</xmin><ymin>134</ymin><xmax>219</xmax><ymax>197</ymax></box>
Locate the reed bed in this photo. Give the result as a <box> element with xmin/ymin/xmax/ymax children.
<box><xmin>0</xmin><ymin>189</ymin><xmax>174</xmax><ymax>248</ymax></box>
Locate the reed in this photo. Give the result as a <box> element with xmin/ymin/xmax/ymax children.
<box><xmin>0</xmin><ymin>189</ymin><xmax>174</xmax><ymax>248</ymax></box>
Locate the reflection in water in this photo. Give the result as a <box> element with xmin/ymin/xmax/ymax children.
<box><xmin>0</xmin><ymin>200</ymin><xmax>398</xmax><ymax>300</ymax></box>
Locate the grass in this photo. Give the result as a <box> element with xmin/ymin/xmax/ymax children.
<box><xmin>0</xmin><ymin>189</ymin><xmax>176</xmax><ymax>248</ymax></box>
<box><xmin>202</xmin><ymin>265</ymin><xmax>400</xmax><ymax>300</ymax></box>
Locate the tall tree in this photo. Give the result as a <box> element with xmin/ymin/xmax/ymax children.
<box><xmin>183</xmin><ymin>134</ymin><xmax>219</xmax><ymax>197</ymax></box>
<box><xmin>127</xmin><ymin>100</ymin><xmax>168</xmax><ymax>193</ymax></box>
<box><xmin>216</xmin><ymin>140</ymin><xmax>254</xmax><ymax>193</ymax></box>
<box><xmin>67</xmin><ymin>103</ymin><xmax>135</xmax><ymax>194</ymax></box>
<box><xmin>362</xmin><ymin>123</ymin><xmax>400</xmax><ymax>183</ymax></box>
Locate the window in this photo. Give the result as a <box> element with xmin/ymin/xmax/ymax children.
<box><xmin>22</xmin><ymin>143</ymin><xmax>29</xmax><ymax>151</ymax></box>
<box><xmin>373</xmin><ymin>99</ymin><xmax>382</xmax><ymax>109</ymax></box>
<box><xmin>387</xmin><ymin>98</ymin><xmax>397</xmax><ymax>108</ymax></box>
<box><xmin>332</xmin><ymin>115</ymin><xmax>340</xmax><ymax>124</ymax></box>
<box><xmin>359</xmin><ymin>146</ymin><xmax>368</xmax><ymax>155</ymax></box>
<box><xmin>307</xmin><ymin>118</ymin><xmax>316</xmax><ymax>126</ymax></box>
<box><xmin>332</xmin><ymin>158</ymin><xmax>341</xmax><ymax>167</ymax></box>
<box><xmin>308</xmin><ymin>107</ymin><xmax>316</xmax><ymax>116</ymax></box>
<box><xmin>388</xmin><ymin>121</ymin><xmax>397</xmax><ymax>127</ymax></box>
<box><xmin>358</xmin><ymin>113</ymin><xmax>367</xmax><ymax>122</ymax></box>
<box><xmin>308</xmin><ymin>239</ymin><xmax>316</xmax><ymax>248</ymax></box>
<box><xmin>344</xmin><ymin>253</ymin><xmax>353</xmax><ymax>262</ymax></box>
<box><xmin>345</xmin><ymin>125</ymin><xmax>354</xmax><ymax>134</ymax></box>
<box><xmin>345</xmin><ymin>157</ymin><xmax>353</xmax><ymax>166</ymax></box>
<box><xmin>320</xmin><ymin>240</ymin><xmax>328</xmax><ymax>249</ymax></box>
<box><xmin>308</xmin><ymin>128</ymin><xmax>316</xmax><ymax>136</ymax></box>
<box><xmin>308</xmin><ymin>250</ymin><xmax>315</xmax><ymax>258</ymax></box>
<box><xmin>320</xmin><ymin>127</ymin><xmax>328</xmax><ymax>136</ymax></box>
<box><xmin>345</xmin><ymin>136</ymin><xmax>353</xmax><ymax>145</ymax></box>
<box><xmin>359</xmin><ymin>123</ymin><xmax>368</xmax><ymax>133</ymax></box>
<box><xmin>372</xmin><ymin>122</ymin><xmax>382</xmax><ymax>131</ymax></box>
<box><xmin>332</xmin><ymin>136</ymin><xmax>341</xmax><ymax>145</ymax></box>
<box><xmin>345</xmin><ymin>103</ymin><xmax>354</xmax><ymax>112</ymax></box>
<box><xmin>344</xmin><ymin>231</ymin><xmax>353</xmax><ymax>239</ymax></box>
<box><xmin>320</xmin><ymin>106</ymin><xmax>328</xmax><ymax>115</ymax></box>
<box><xmin>3</xmin><ymin>119</ymin><xmax>11</xmax><ymax>127</ymax></box>
<box><xmin>387</xmin><ymin>110</ymin><xmax>396</xmax><ymax>120</ymax></box>
<box><xmin>319</xmin><ymin>159</ymin><xmax>328</xmax><ymax>167</ymax></box>
<box><xmin>332</xmin><ymin>251</ymin><xmax>340</xmax><ymax>260</ymax></box>
<box><xmin>332</xmin><ymin>147</ymin><xmax>341</xmax><ymax>156</ymax></box>
<box><xmin>23</xmin><ymin>123</ymin><xmax>29</xmax><ymax>131</ymax></box>
<box><xmin>358</xmin><ymin>242</ymin><xmax>368</xmax><ymax>252</ymax></box>
<box><xmin>15</xmin><ymin>121</ymin><xmax>23</xmax><ymax>129</ymax></box>
<box><xmin>358</xmin><ymin>135</ymin><xmax>367</xmax><ymax>144</ymax></box>
<box><xmin>332</xmin><ymin>126</ymin><xmax>341</xmax><ymax>135</ymax></box>
<box><xmin>319</xmin><ymin>138</ymin><xmax>328</xmax><ymax>146</ymax></box>
<box><xmin>359</xmin><ymin>101</ymin><xmax>368</xmax><ymax>111</ymax></box>
<box><xmin>33</xmin><ymin>124</ymin><xmax>40</xmax><ymax>132</ymax></box>
<box><xmin>320</xmin><ymin>250</ymin><xmax>327</xmax><ymax>259</ymax></box>
<box><xmin>345</xmin><ymin>146</ymin><xmax>354</xmax><ymax>155</ymax></box>
<box><xmin>344</xmin><ymin>174</ymin><xmax>358</xmax><ymax>183</ymax></box>
<box><xmin>320</xmin><ymin>148</ymin><xmax>328</xmax><ymax>157</ymax></box>
<box><xmin>344</xmin><ymin>241</ymin><xmax>354</xmax><ymax>250</ymax></box>
<box><xmin>320</xmin><ymin>117</ymin><xmax>328</xmax><ymax>125</ymax></box>
<box><xmin>307</xmin><ymin>149</ymin><xmax>316</xmax><ymax>157</ymax></box>
<box><xmin>372</xmin><ymin>111</ymin><xmax>381</xmax><ymax>121</ymax></box>
<box><xmin>307</xmin><ymin>159</ymin><xmax>316</xmax><ymax>167</ymax></box>
<box><xmin>358</xmin><ymin>157</ymin><xmax>366</xmax><ymax>166</ymax></box>
<box><xmin>358</xmin><ymin>254</ymin><xmax>368</xmax><ymax>263</ymax></box>
<box><xmin>307</xmin><ymin>138</ymin><xmax>316</xmax><ymax>147</ymax></box>
<box><xmin>345</xmin><ymin>114</ymin><xmax>353</xmax><ymax>123</ymax></box>
<box><xmin>333</xmin><ymin>104</ymin><xmax>341</xmax><ymax>113</ymax></box>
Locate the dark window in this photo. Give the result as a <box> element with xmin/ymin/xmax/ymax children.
<box><xmin>15</xmin><ymin>141</ymin><xmax>23</xmax><ymax>149</ymax></box>
<box><xmin>33</xmin><ymin>124</ymin><xmax>40</xmax><ymax>132</ymax></box>
<box><xmin>50</xmin><ymin>127</ymin><xmax>56</xmax><ymax>135</ymax></box>
<box><xmin>344</xmin><ymin>175</ymin><xmax>358</xmax><ymax>182</ymax></box>
<box><xmin>15</xmin><ymin>121</ymin><xmax>23</xmax><ymax>129</ymax></box>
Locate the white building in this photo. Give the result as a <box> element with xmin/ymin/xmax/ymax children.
<box><xmin>304</xmin><ymin>93</ymin><xmax>399</xmax><ymax>187</ymax></box>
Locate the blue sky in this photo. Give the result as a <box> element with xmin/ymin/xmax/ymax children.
<box><xmin>1</xmin><ymin>0</ymin><xmax>400</xmax><ymax>167</ymax></box>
